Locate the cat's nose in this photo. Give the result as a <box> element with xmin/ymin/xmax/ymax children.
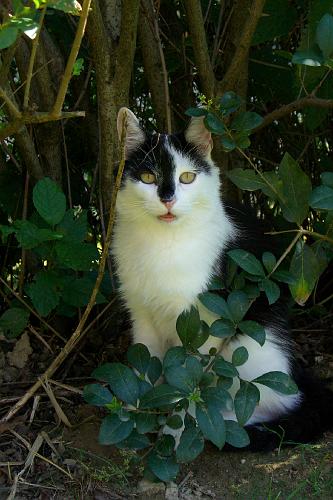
<box><xmin>161</xmin><ymin>198</ymin><xmax>176</xmax><ymax>210</ymax></box>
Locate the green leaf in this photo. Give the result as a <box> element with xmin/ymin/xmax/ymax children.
<box><xmin>238</xmin><ymin>320</ymin><xmax>266</xmax><ymax>346</ymax></box>
<box><xmin>219</xmin><ymin>92</ymin><xmax>242</xmax><ymax>115</ymax></box>
<box><xmin>196</xmin><ymin>404</ymin><xmax>226</xmax><ymax>449</ymax></box>
<box><xmin>185</xmin><ymin>356</ymin><xmax>203</xmax><ymax>383</ymax></box>
<box><xmin>204</xmin><ymin>113</ymin><xmax>226</xmax><ymax>134</ymax></box>
<box><xmin>155</xmin><ymin>435</ymin><xmax>175</xmax><ymax>456</ymax></box>
<box><xmin>14</xmin><ymin>220</ymin><xmax>62</xmax><ymax>249</ymax></box>
<box><xmin>201</xmin><ymin>386</ymin><xmax>233</xmax><ymax>412</ymax></box>
<box><xmin>33</xmin><ymin>178</ymin><xmax>66</xmax><ymax>226</ymax></box>
<box><xmin>138</xmin><ymin>379</ymin><xmax>152</xmax><ymax>398</ymax></box>
<box><xmin>0</xmin><ymin>225</ymin><xmax>15</xmax><ymax>242</ymax></box>
<box><xmin>139</xmin><ymin>384</ymin><xmax>184</xmax><ymax>409</ymax></box>
<box><xmin>163</xmin><ymin>346</ymin><xmax>186</xmax><ymax>370</ymax></box>
<box><xmin>127</xmin><ymin>343</ymin><xmax>151</xmax><ymax>374</ymax></box>
<box><xmin>0</xmin><ymin>307</ymin><xmax>29</xmax><ymax>339</ymax></box>
<box><xmin>321</xmin><ymin>172</ymin><xmax>333</xmax><ymax>188</ymax></box>
<box><xmin>199</xmin><ymin>292</ymin><xmax>232</xmax><ymax>319</ymax></box>
<box><xmin>176</xmin><ymin>306</ymin><xmax>201</xmax><ymax>349</ymax></box>
<box><xmin>228</xmin><ymin>250</ymin><xmax>265</xmax><ymax>277</ymax></box>
<box><xmin>176</xmin><ymin>427</ymin><xmax>204</xmax><ymax>463</ymax></box>
<box><xmin>72</xmin><ymin>57</ymin><xmax>84</xmax><ymax>76</ymax></box>
<box><xmin>83</xmin><ymin>384</ymin><xmax>113</xmax><ymax>406</ymax></box>
<box><xmin>227</xmin><ymin>291</ymin><xmax>251</xmax><ymax>323</ymax></box>
<box><xmin>99</xmin><ymin>414</ymin><xmax>134</xmax><ymax>445</ymax></box>
<box><xmin>135</xmin><ymin>413</ymin><xmax>157</xmax><ymax>434</ymax></box>
<box><xmin>213</xmin><ymin>357</ymin><xmax>238</xmax><ymax>378</ymax></box>
<box><xmin>253</xmin><ymin>371</ymin><xmax>298</xmax><ymax>395</ymax></box>
<box><xmin>316</xmin><ymin>14</ymin><xmax>333</xmax><ymax>59</ymax></box>
<box><xmin>221</xmin><ymin>134</ymin><xmax>236</xmax><ymax>152</ymax></box>
<box><xmin>232</xmin><ymin>346</ymin><xmax>249</xmax><ymax>366</ymax></box>
<box><xmin>166</xmin><ymin>415</ymin><xmax>183</xmax><ymax>429</ymax></box>
<box><xmin>234</xmin><ymin>131</ymin><xmax>251</xmax><ymax>149</ymax></box>
<box><xmin>189</xmin><ymin>320</ymin><xmax>210</xmax><ymax>349</ymax></box>
<box><xmin>55</xmin><ymin>240</ymin><xmax>99</xmax><ymax>270</ymax></box>
<box><xmin>116</xmin><ymin>430</ymin><xmax>150</xmax><ymax>450</ymax></box>
<box><xmin>226</xmin><ymin>168</ymin><xmax>266</xmax><ymax>191</ymax></box>
<box><xmin>225</xmin><ymin>420</ymin><xmax>250</xmax><ymax>448</ymax></box>
<box><xmin>147</xmin><ymin>356</ymin><xmax>162</xmax><ymax>385</ymax></box>
<box><xmin>26</xmin><ymin>271</ymin><xmax>60</xmax><ymax>316</ymax></box>
<box><xmin>292</xmin><ymin>45</ymin><xmax>324</xmax><ymax>66</ymax></box>
<box><xmin>289</xmin><ymin>242</ymin><xmax>320</xmax><ymax>305</ymax></box>
<box><xmin>272</xmin><ymin>269</ymin><xmax>296</xmax><ymax>285</ymax></box>
<box><xmin>261</xmin><ymin>278</ymin><xmax>280</xmax><ymax>305</ymax></box>
<box><xmin>262</xmin><ymin>252</ymin><xmax>276</xmax><ymax>273</ymax></box>
<box><xmin>92</xmin><ymin>363</ymin><xmax>139</xmax><ymax>406</ymax></box>
<box><xmin>234</xmin><ymin>381</ymin><xmax>260</xmax><ymax>426</ymax></box>
<box><xmin>148</xmin><ymin>453</ymin><xmax>179</xmax><ymax>482</ymax></box>
<box><xmin>61</xmin><ymin>275</ymin><xmax>106</xmax><ymax>307</ymax></box>
<box><xmin>309</xmin><ymin>185</ymin><xmax>333</xmax><ymax>210</ymax></box>
<box><xmin>185</xmin><ymin>107</ymin><xmax>207</xmax><ymax>117</ymax></box>
<box><xmin>231</xmin><ymin>112</ymin><xmax>263</xmax><ymax>131</ymax></box>
<box><xmin>217</xmin><ymin>377</ymin><xmax>234</xmax><ymax>391</ymax></box>
<box><xmin>164</xmin><ymin>365</ymin><xmax>198</xmax><ymax>394</ymax></box>
<box><xmin>278</xmin><ymin>153</ymin><xmax>312</xmax><ymax>224</ymax></box>
<box><xmin>56</xmin><ymin>209</ymin><xmax>88</xmax><ymax>242</ymax></box>
<box><xmin>0</xmin><ymin>26</ymin><xmax>19</xmax><ymax>49</ymax></box>
<box><xmin>47</xmin><ymin>0</ymin><xmax>82</xmax><ymax>15</ymax></box>
<box><xmin>210</xmin><ymin>319</ymin><xmax>236</xmax><ymax>339</ymax></box>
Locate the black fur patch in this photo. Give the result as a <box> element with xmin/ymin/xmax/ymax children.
<box><xmin>122</xmin><ymin>131</ymin><xmax>212</xmax><ymax>202</ymax></box>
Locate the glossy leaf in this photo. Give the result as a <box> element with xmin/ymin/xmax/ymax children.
<box><xmin>116</xmin><ymin>430</ymin><xmax>150</xmax><ymax>450</ymax></box>
<box><xmin>253</xmin><ymin>371</ymin><xmax>298</xmax><ymax>395</ymax></box>
<box><xmin>262</xmin><ymin>252</ymin><xmax>276</xmax><ymax>273</ymax></box>
<box><xmin>92</xmin><ymin>363</ymin><xmax>139</xmax><ymax>406</ymax></box>
<box><xmin>176</xmin><ymin>427</ymin><xmax>204</xmax><ymax>463</ymax></box>
<box><xmin>166</xmin><ymin>414</ymin><xmax>183</xmax><ymax>429</ymax></box>
<box><xmin>261</xmin><ymin>278</ymin><xmax>280</xmax><ymax>305</ymax></box>
<box><xmin>213</xmin><ymin>357</ymin><xmax>238</xmax><ymax>378</ymax></box>
<box><xmin>231</xmin><ymin>111</ymin><xmax>263</xmax><ymax>131</ymax></box>
<box><xmin>232</xmin><ymin>346</ymin><xmax>249</xmax><ymax>366</ymax></box>
<box><xmin>226</xmin><ymin>168</ymin><xmax>266</xmax><ymax>191</ymax></box>
<box><xmin>289</xmin><ymin>242</ymin><xmax>320</xmax><ymax>305</ymax></box>
<box><xmin>148</xmin><ymin>453</ymin><xmax>179</xmax><ymax>482</ymax></box>
<box><xmin>309</xmin><ymin>185</ymin><xmax>333</xmax><ymax>210</ymax></box>
<box><xmin>196</xmin><ymin>403</ymin><xmax>226</xmax><ymax>449</ymax></box>
<box><xmin>163</xmin><ymin>346</ymin><xmax>186</xmax><ymax>370</ymax></box>
<box><xmin>204</xmin><ymin>113</ymin><xmax>226</xmax><ymax>134</ymax></box>
<box><xmin>225</xmin><ymin>420</ymin><xmax>250</xmax><ymax>448</ymax></box>
<box><xmin>135</xmin><ymin>413</ymin><xmax>157</xmax><ymax>434</ymax></box>
<box><xmin>83</xmin><ymin>384</ymin><xmax>113</xmax><ymax>406</ymax></box>
<box><xmin>33</xmin><ymin>178</ymin><xmax>66</xmax><ymax>226</ymax></box>
<box><xmin>127</xmin><ymin>343</ymin><xmax>151</xmax><ymax>374</ymax></box>
<box><xmin>210</xmin><ymin>319</ymin><xmax>236</xmax><ymax>338</ymax></box>
<box><xmin>227</xmin><ymin>291</ymin><xmax>251</xmax><ymax>323</ymax></box>
<box><xmin>234</xmin><ymin>381</ymin><xmax>260</xmax><ymax>426</ymax></box>
<box><xmin>147</xmin><ymin>356</ymin><xmax>162</xmax><ymax>385</ymax></box>
<box><xmin>199</xmin><ymin>292</ymin><xmax>232</xmax><ymax>320</ymax></box>
<box><xmin>316</xmin><ymin>13</ymin><xmax>333</xmax><ymax>59</ymax></box>
<box><xmin>139</xmin><ymin>384</ymin><xmax>184</xmax><ymax>409</ymax></box>
<box><xmin>201</xmin><ymin>386</ymin><xmax>233</xmax><ymax>412</ymax></box>
<box><xmin>185</xmin><ymin>107</ymin><xmax>208</xmax><ymax>117</ymax></box>
<box><xmin>176</xmin><ymin>306</ymin><xmax>201</xmax><ymax>348</ymax></box>
<box><xmin>99</xmin><ymin>414</ymin><xmax>134</xmax><ymax>445</ymax></box>
<box><xmin>238</xmin><ymin>320</ymin><xmax>266</xmax><ymax>346</ymax></box>
<box><xmin>228</xmin><ymin>249</ymin><xmax>265</xmax><ymax>277</ymax></box>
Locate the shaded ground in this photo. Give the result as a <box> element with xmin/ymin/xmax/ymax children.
<box><xmin>1</xmin><ymin>313</ymin><xmax>333</xmax><ymax>499</ymax></box>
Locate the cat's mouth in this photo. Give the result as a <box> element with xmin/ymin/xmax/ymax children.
<box><xmin>158</xmin><ymin>212</ymin><xmax>176</xmax><ymax>223</ymax></box>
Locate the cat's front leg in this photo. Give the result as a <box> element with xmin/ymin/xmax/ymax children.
<box><xmin>131</xmin><ymin>309</ymin><xmax>165</xmax><ymax>360</ymax></box>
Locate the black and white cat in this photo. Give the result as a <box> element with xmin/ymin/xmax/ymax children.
<box><xmin>113</xmin><ymin>107</ymin><xmax>332</xmax><ymax>447</ymax></box>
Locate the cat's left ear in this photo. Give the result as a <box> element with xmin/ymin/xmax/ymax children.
<box><xmin>185</xmin><ymin>116</ymin><xmax>213</xmax><ymax>158</ymax></box>
<box><xmin>117</xmin><ymin>107</ymin><xmax>146</xmax><ymax>158</ymax></box>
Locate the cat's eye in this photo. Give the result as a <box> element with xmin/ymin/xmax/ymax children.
<box><xmin>179</xmin><ymin>172</ymin><xmax>196</xmax><ymax>184</ymax></box>
<box><xmin>140</xmin><ymin>172</ymin><xmax>156</xmax><ymax>184</ymax></box>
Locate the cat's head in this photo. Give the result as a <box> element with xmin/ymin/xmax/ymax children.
<box><xmin>115</xmin><ymin>108</ymin><xmax>221</xmax><ymax>227</ymax></box>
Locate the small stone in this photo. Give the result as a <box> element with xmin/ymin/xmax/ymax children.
<box><xmin>165</xmin><ymin>481</ymin><xmax>179</xmax><ymax>499</ymax></box>
<box><xmin>241</xmin><ymin>458</ymin><xmax>246</xmax><ymax>464</ymax></box>
<box><xmin>137</xmin><ymin>478</ymin><xmax>166</xmax><ymax>496</ymax></box>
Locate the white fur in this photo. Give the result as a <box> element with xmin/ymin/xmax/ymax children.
<box><xmin>113</xmin><ymin>130</ymin><xmax>301</xmax><ymax>426</ymax></box>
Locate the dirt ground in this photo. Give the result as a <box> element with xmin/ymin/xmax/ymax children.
<box><xmin>1</xmin><ymin>315</ymin><xmax>333</xmax><ymax>499</ymax></box>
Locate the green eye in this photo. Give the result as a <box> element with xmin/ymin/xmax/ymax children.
<box><xmin>179</xmin><ymin>172</ymin><xmax>196</xmax><ymax>184</ymax></box>
<box><xmin>140</xmin><ymin>172</ymin><xmax>156</xmax><ymax>184</ymax></box>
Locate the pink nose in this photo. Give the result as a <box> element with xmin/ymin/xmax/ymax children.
<box><xmin>162</xmin><ymin>199</ymin><xmax>176</xmax><ymax>211</ymax></box>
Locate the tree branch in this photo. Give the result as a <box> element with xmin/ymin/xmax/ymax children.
<box><xmin>218</xmin><ymin>0</ymin><xmax>266</xmax><ymax>94</ymax></box>
<box><xmin>255</xmin><ymin>96</ymin><xmax>333</xmax><ymax>132</ymax></box>
<box><xmin>0</xmin><ymin>111</ymin><xmax>85</xmax><ymax>142</ymax></box>
<box><xmin>51</xmin><ymin>0</ymin><xmax>92</xmax><ymax>117</ymax></box>
<box><xmin>183</xmin><ymin>0</ymin><xmax>215</xmax><ymax>98</ymax></box>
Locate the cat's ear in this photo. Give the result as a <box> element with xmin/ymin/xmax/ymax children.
<box><xmin>185</xmin><ymin>116</ymin><xmax>213</xmax><ymax>157</ymax></box>
<box><xmin>117</xmin><ymin>107</ymin><xmax>146</xmax><ymax>158</ymax></box>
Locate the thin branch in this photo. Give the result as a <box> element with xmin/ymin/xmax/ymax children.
<box><xmin>267</xmin><ymin>231</ymin><xmax>303</xmax><ymax>278</ymax></box>
<box><xmin>1</xmin><ymin>113</ymin><xmax>128</xmax><ymax>423</ymax></box>
<box><xmin>0</xmin><ymin>110</ymin><xmax>85</xmax><ymax>141</ymax></box>
<box><xmin>255</xmin><ymin>96</ymin><xmax>333</xmax><ymax>132</ymax></box>
<box><xmin>0</xmin><ymin>86</ymin><xmax>21</xmax><ymax>118</ymax></box>
<box><xmin>183</xmin><ymin>0</ymin><xmax>215</xmax><ymax>98</ymax></box>
<box><xmin>219</xmin><ymin>0</ymin><xmax>266</xmax><ymax>94</ymax></box>
<box><xmin>52</xmin><ymin>0</ymin><xmax>92</xmax><ymax>117</ymax></box>
<box><xmin>23</xmin><ymin>5</ymin><xmax>47</xmax><ymax>109</ymax></box>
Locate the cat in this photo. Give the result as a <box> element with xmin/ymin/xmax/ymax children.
<box><xmin>113</xmin><ymin>107</ymin><xmax>332</xmax><ymax>448</ymax></box>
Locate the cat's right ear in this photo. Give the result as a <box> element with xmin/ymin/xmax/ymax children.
<box><xmin>117</xmin><ymin>107</ymin><xmax>146</xmax><ymax>158</ymax></box>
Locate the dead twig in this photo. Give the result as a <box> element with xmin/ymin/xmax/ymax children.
<box><xmin>1</xmin><ymin>113</ymin><xmax>127</xmax><ymax>423</ymax></box>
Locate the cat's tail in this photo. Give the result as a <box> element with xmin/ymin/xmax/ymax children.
<box><xmin>246</xmin><ymin>371</ymin><xmax>333</xmax><ymax>451</ymax></box>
